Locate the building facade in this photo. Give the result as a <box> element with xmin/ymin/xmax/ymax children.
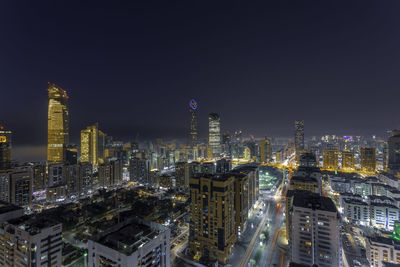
<box><xmin>47</xmin><ymin>82</ymin><xmax>69</xmax><ymax>164</ymax></box>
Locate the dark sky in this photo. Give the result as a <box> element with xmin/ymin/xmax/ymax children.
<box><xmin>2</xmin><ymin>0</ymin><xmax>400</xmax><ymax>154</ymax></box>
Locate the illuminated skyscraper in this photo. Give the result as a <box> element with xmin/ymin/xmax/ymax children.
<box><xmin>361</xmin><ymin>147</ymin><xmax>376</xmax><ymax>172</ymax></box>
<box><xmin>189</xmin><ymin>99</ymin><xmax>198</xmax><ymax>146</ymax></box>
<box><xmin>294</xmin><ymin>120</ymin><xmax>304</xmax><ymax>152</ymax></box>
<box><xmin>47</xmin><ymin>82</ymin><xmax>69</xmax><ymax>164</ymax></box>
<box><xmin>342</xmin><ymin>151</ymin><xmax>355</xmax><ymax>170</ymax></box>
<box><xmin>209</xmin><ymin>113</ymin><xmax>221</xmax><ymax>157</ymax></box>
<box><xmin>323</xmin><ymin>148</ymin><xmax>339</xmax><ymax>170</ymax></box>
<box><xmin>80</xmin><ymin>123</ymin><xmax>99</xmax><ymax>166</ymax></box>
<box><xmin>0</xmin><ymin>126</ymin><xmax>12</xmax><ymax>170</ymax></box>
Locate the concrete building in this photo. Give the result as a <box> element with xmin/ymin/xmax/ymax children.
<box><xmin>370</xmin><ymin>203</ymin><xmax>400</xmax><ymax>230</ymax></box>
<box><xmin>323</xmin><ymin>149</ymin><xmax>339</xmax><ymax>170</ymax></box>
<box><xmin>0</xmin><ymin>215</ymin><xmax>62</xmax><ymax>266</ymax></box>
<box><xmin>343</xmin><ymin>199</ymin><xmax>370</xmax><ymax>225</ymax></box>
<box><xmin>361</xmin><ymin>147</ymin><xmax>377</xmax><ymax>172</ymax></box>
<box><xmin>88</xmin><ymin>217</ymin><xmax>170</xmax><ymax>267</ymax></box>
<box><xmin>0</xmin><ymin>126</ymin><xmax>12</xmax><ymax>170</ymax></box>
<box><xmin>290</xmin><ymin>191</ymin><xmax>342</xmax><ymax>267</ymax></box>
<box><xmin>189</xmin><ymin>174</ymin><xmax>236</xmax><ymax>264</ymax></box>
<box><xmin>388</xmin><ymin>130</ymin><xmax>400</xmax><ymax>174</ymax></box>
<box><xmin>366</xmin><ymin>236</ymin><xmax>400</xmax><ymax>267</ymax></box>
<box><xmin>342</xmin><ymin>151</ymin><xmax>355</xmax><ymax>170</ymax></box>
<box><xmin>98</xmin><ymin>159</ymin><xmax>122</xmax><ymax>188</ymax></box>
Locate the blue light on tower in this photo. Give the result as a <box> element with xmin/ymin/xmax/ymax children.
<box><xmin>189</xmin><ymin>99</ymin><xmax>198</xmax><ymax>110</ymax></box>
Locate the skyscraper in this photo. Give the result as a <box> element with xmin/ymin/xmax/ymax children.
<box><xmin>47</xmin><ymin>82</ymin><xmax>69</xmax><ymax>164</ymax></box>
<box><xmin>189</xmin><ymin>99</ymin><xmax>198</xmax><ymax>146</ymax></box>
<box><xmin>361</xmin><ymin>147</ymin><xmax>376</xmax><ymax>172</ymax></box>
<box><xmin>80</xmin><ymin>123</ymin><xmax>99</xmax><ymax>166</ymax></box>
<box><xmin>323</xmin><ymin>148</ymin><xmax>339</xmax><ymax>170</ymax></box>
<box><xmin>388</xmin><ymin>130</ymin><xmax>400</xmax><ymax>174</ymax></box>
<box><xmin>209</xmin><ymin>113</ymin><xmax>221</xmax><ymax>157</ymax></box>
<box><xmin>0</xmin><ymin>126</ymin><xmax>12</xmax><ymax>170</ymax></box>
<box><xmin>290</xmin><ymin>191</ymin><xmax>342</xmax><ymax>267</ymax></box>
<box><xmin>294</xmin><ymin>120</ymin><xmax>304</xmax><ymax>152</ymax></box>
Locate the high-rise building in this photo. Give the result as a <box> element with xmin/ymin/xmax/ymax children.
<box><xmin>66</xmin><ymin>145</ymin><xmax>78</xmax><ymax>165</ymax></box>
<box><xmin>260</xmin><ymin>137</ymin><xmax>272</xmax><ymax>163</ymax></box>
<box><xmin>323</xmin><ymin>149</ymin><xmax>339</xmax><ymax>170</ymax></box>
<box><xmin>388</xmin><ymin>130</ymin><xmax>400</xmax><ymax>174</ymax></box>
<box><xmin>10</xmin><ymin>169</ymin><xmax>32</xmax><ymax>206</ymax></box>
<box><xmin>128</xmin><ymin>157</ymin><xmax>148</xmax><ymax>184</ymax></box>
<box><xmin>189</xmin><ymin>174</ymin><xmax>236</xmax><ymax>264</ymax></box>
<box><xmin>80</xmin><ymin>123</ymin><xmax>99</xmax><ymax>167</ymax></box>
<box><xmin>361</xmin><ymin>147</ymin><xmax>376</xmax><ymax>172</ymax></box>
<box><xmin>290</xmin><ymin>191</ymin><xmax>342</xmax><ymax>267</ymax></box>
<box><xmin>342</xmin><ymin>151</ymin><xmax>355</xmax><ymax>170</ymax></box>
<box><xmin>98</xmin><ymin>130</ymin><xmax>106</xmax><ymax>164</ymax></box>
<box><xmin>47</xmin><ymin>82</ymin><xmax>69</xmax><ymax>164</ymax></box>
<box><xmin>88</xmin><ymin>217</ymin><xmax>170</xmax><ymax>267</ymax></box>
<box><xmin>0</xmin><ymin>215</ymin><xmax>63</xmax><ymax>266</ymax></box>
<box><xmin>175</xmin><ymin>162</ymin><xmax>189</xmax><ymax>190</ymax></box>
<box><xmin>209</xmin><ymin>113</ymin><xmax>221</xmax><ymax>157</ymax></box>
<box><xmin>189</xmin><ymin>99</ymin><xmax>198</xmax><ymax>146</ymax></box>
<box><xmin>99</xmin><ymin>159</ymin><xmax>122</xmax><ymax>188</ymax></box>
<box><xmin>294</xmin><ymin>120</ymin><xmax>304</xmax><ymax>152</ymax></box>
<box><xmin>0</xmin><ymin>126</ymin><xmax>12</xmax><ymax>170</ymax></box>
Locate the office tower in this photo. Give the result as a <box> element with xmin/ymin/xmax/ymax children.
<box><xmin>260</xmin><ymin>137</ymin><xmax>272</xmax><ymax>163</ymax></box>
<box><xmin>32</xmin><ymin>163</ymin><xmax>46</xmax><ymax>191</ymax></box>
<box><xmin>323</xmin><ymin>148</ymin><xmax>339</xmax><ymax>170</ymax></box>
<box><xmin>0</xmin><ymin>126</ymin><xmax>12</xmax><ymax>170</ymax></box>
<box><xmin>128</xmin><ymin>157</ymin><xmax>148</xmax><ymax>184</ymax></box>
<box><xmin>78</xmin><ymin>162</ymin><xmax>93</xmax><ymax>195</ymax></box>
<box><xmin>189</xmin><ymin>174</ymin><xmax>236</xmax><ymax>264</ymax></box>
<box><xmin>99</xmin><ymin>159</ymin><xmax>122</xmax><ymax>187</ymax></box>
<box><xmin>388</xmin><ymin>130</ymin><xmax>400</xmax><ymax>174</ymax></box>
<box><xmin>98</xmin><ymin>130</ymin><xmax>106</xmax><ymax>164</ymax></box>
<box><xmin>10</xmin><ymin>169</ymin><xmax>32</xmax><ymax>206</ymax></box>
<box><xmin>47</xmin><ymin>82</ymin><xmax>69</xmax><ymax>164</ymax></box>
<box><xmin>47</xmin><ymin>164</ymin><xmax>65</xmax><ymax>187</ymax></box>
<box><xmin>290</xmin><ymin>191</ymin><xmax>342</xmax><ymax>267</ymax></box>
<box><xmin>361</xmin><ymin>147</ymin><xmax>376</xmax><ymax>172</ymax></box>
<box><xmin>189</xmin><ymin>99</ymin><xmax>198</xmax><ymax>146</ymax></box>
<box><xmin>342</xmin><ymin>151</ymin><xmax>355</xmax><ymax>170</ymax></box>
<box><xmin>209</xmin><ymin>113</ymin><xmax>222</xmax><ymax>157</ymax></box>
<box><xmin>0</xmin><ymin>215</ymin><xmax>62</xmax><ymax>266</ymax></box>
<box><xmin>175</xmin><ymin>162</ymin><xmax>189</xmax><ymax>190</ymax></box>
<box><xmin>80</xmin><ymin>123</ymin><xmax>99</xmax><ymax>167</ymax></box>
<box><xmin>66</xmin><ymin>145</ymin><xmax>78</xmax><ymax>165</ymax></box>
<box><xmin>294</xmin><ymin>120</ymin><xmax>305</xmax><ymax>152</ymax></box>
<box><xmin>88</xmin><ymin>217</ymin><xmax>170</xmax><ymax>267</ymax></box>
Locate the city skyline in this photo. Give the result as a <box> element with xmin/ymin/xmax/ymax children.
<box><xmin>2</xmin><ymin>1</ymin><xmax>400</xmax><ymax>159</ymax></box>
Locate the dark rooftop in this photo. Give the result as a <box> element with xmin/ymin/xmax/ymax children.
<box><xmin>292</xmin><ymin>191</ymin><xmax>337</xmax><ymax>212</ymax></box>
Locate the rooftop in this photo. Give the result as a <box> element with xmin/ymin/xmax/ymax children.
<box><xmin>0</xmin><ymin>201</ymin><xmax>23</xmax><ymax>215</ymax></box>
<box><xmin>292</xmin><ymin>191</ymin><xmax>337</xmax><ymax>212</ymax></box>
<box><xmin>8</xmin><ymin>215</ymin><xmax>60</xmax><ymax>235</ymax></box>
<box><xmin>96</xmin><ymin>220</ymin><xmax>161</xmax><ymax>255</ymax></box>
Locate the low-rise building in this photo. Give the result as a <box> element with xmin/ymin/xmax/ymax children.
<box><xmin>366</xmin><ymin>236</ymin><xmax>400</xmax><ymax>267</ymax></box>
<box><xmin>88</xmin><ymin>217</ymin><xmax>170</xmax><ymax>267</ymax></box>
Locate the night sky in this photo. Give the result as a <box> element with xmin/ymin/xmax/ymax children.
<box><xmin>2</xmin><ymin>1</ymin><xmax>400</xmax><ymax>161</ymax></box>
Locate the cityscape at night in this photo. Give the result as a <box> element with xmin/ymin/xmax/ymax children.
<box><xmin>2</xmin><ymin>1</ymin><xmax>400</xmax><ymax>267</ymax></box>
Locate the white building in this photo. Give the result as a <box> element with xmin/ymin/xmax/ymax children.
<box><xmin>0</xmin><ymin>214</ymin><xmax>62</xmax><ymax>266</ymax></box>
<box><xmin>370</xmin><ymin>203</ymin><xmax>400</xmax><ymax>230</ymax></box>
<box><xmin>290</xmin><ymin>191</ymin><xmax>342</xmax><ymax>267</ymax></box>
<box><xmin>367</xmin><ymin>236</ymin><xmax>400</xmax><ymax>267</ymax></box>
<box><xmin>88</xmin><ymin>217</ymin><xmax>170</xmax><ymax>267</ymax></box>
<box><xmin>343</xmin><ymin>199</ymin><xmax>370</xmax><ymax>225</ymax></box>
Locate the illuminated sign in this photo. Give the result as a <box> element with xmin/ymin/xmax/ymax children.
<box><xmin>0</xmin><ymin>136</ymin><xmax>6</xmax><ymax>143</ymax></box>
<box><xmin>189</xmin><ymin>99</ymin><xmax>198</xmax><ymax>110</ymax></box>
